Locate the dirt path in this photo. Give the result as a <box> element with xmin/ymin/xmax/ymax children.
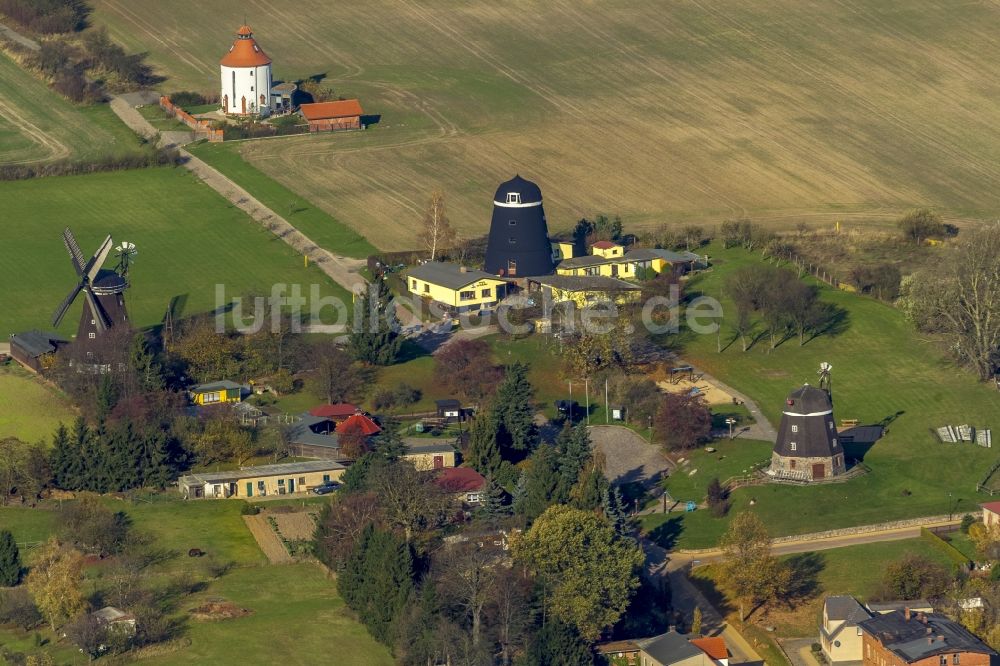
<box><xmin>242</xmin><ymin>514</ymin><xmax>293</xmax><ymax>564</ymax></box>
<box><xmin>0</xmin><ymin>21</ymin><xmax>39</xmax><ymax>50</ymax></box>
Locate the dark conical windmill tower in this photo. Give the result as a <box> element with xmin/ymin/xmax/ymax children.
<box><xmin>768</xmin><ymin>384</ymin><xmax>846</xmax><ymax>481</ymax></box>
<box><xmin>484</xmin><ymin>175</ymin><xmax>554</xmax><ymax>277</ymax></box>
<box><xmin>51</xmin><ymin>228</ymin><xmax>131</xmax><ymax>345</ymax></box>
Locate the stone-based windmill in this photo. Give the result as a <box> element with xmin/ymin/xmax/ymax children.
<box><xmin>51</xmin><ymin>228</ymin><xmax>131</xmax><ymax>343</ymax></box>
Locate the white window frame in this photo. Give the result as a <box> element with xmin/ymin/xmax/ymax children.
<box><xmin>506</xmin><ymin>192</ymin><xmax>521</xmax><ymax>204</ymax></box>
<box><xmin>790</xmin><ymin>442</ymin><xmax>797</xmax><ymax>451</ymax></box>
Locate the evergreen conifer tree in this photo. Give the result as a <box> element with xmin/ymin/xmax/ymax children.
<box><xmin>142</xmin><ymin>430</ymin><xmax>174</xmax><ymax>488</ymax></box>
<box><xmin>337</xmin><ymin>523</ymin><xmax>413</xmax><ymax>646</ymax></box>
<box><xmin>49</xmin><ymin>423</ymin><xmax>73</xmax><ymax>489</ymax></box>
<box><xmin>573</xmin><ymin>468</ymin><xmax>608</xmax><ymax>512</ymax></box>
<box><xmin>0</xmin><ymin>529</ymin><xmax>22</xmax><ymax>586</ymax></box>
<box><xmin>467</xmin><ymin>410</ymin><xmax>502</xmax><ymax>478</ymax></box>
<box><xmin>555</xmin><ymin>425</ymin><xmax>591</xmax><ymax>499</ymax></box>
<box><xmin>519</xmin><ymin>444</ymin><xmax>562</xmax><ymax>520</ymax></box>
<box><xmin>349</xmin><ymin>274</ymin><xmax>403</xmax><ymax>366</ymax></box>
<box><xmin>602</xmin><ymin>485</ymin><xmax>630</xmax><ymax>538</ymax></box>
<box><xmin>493</xmin><ymin>362</ymin><xmax>538</xmax><ymax>452</ymax></box>
<box><xmin>480</xmin><ymin>473</ymin><xmax>510</xmax><ymax>519</ymax></box>
<box><xmin>524</xmin><ymin>618</ymin><xmax>593</xmax><ymax>666</ymax></box>
<box><xmin>94</xmin><ymin>374</ymin><xmax>120</xmax><ymax>423</ymax></box>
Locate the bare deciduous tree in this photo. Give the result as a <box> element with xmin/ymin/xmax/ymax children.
<box><xmin>422</xmin><ymin>190</ymin><xmax>455</xmax><ymax>261</ymax></box>
<box><xmin>901</xmin><ymin>224</ymin><xmax>1000</xmax><ymax>380</ymax></box>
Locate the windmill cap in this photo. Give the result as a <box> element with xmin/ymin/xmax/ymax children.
<box><xmin>785</xmin><ymin>384</ymin><xmax>832</xmax><ymax>413</ymax></box>
<box><xmin>493</xmin><ymin>174</ymin><xmax>542</xmax><ymax>204</ymax></box>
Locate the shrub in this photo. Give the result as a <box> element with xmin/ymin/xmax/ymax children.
<box><xmin>961</xmin><ymin>514</ymin><xmax>976</xmax><ymax>534</ymax></box>
<box><xmin>0</xmin><ymin>147</ymin><xmax>182</xmax><ymax>181</ymax></box>
<box><xmin>169</xmin><ymin>91</ymin><xmax>208</xmax><ymax>107</ymax></box>
<box><xmin>0</xmin><ymin>0</ymin><xmax>90</xmax><ymax>33</ymax></box>
<box><xmin>240</xmin><ymin>503</ymin><xmax>260</xmax><ymax>516</ymax></box>
<box><xmin>0</xmin><ymin>589</ymin><xmax>43</xmax><ymax>631</ymax></box>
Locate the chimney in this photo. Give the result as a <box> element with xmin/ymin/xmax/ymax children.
<box><xmin>459</xmin><ymin>266</ymin><xmax>468</xmax><ymax>273</ymax></box>
<box><xmin>904</xmin><ymin>607</ymin><xmax>910</xmax><ymax>621</ymax></box>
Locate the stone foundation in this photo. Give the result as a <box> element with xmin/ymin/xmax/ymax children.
<box><xmin>770</xmin><ymin>451</ymin><xmax>845</xmax><ymax>480</ymax></box>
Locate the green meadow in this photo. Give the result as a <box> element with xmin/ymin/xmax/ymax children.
<box><xmin>644</xmin><ymin>244</ymin><xmax>1000</xmax><ymax>548</ymax></box>
<box><xmin>0</xmin><ymin>167</ymin><xmax>352</xmax><ymax>337</ymax></box>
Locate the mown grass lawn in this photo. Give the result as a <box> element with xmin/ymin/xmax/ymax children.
<box><xmin>643</xmin><ymin>244</ymin><xmax>1000</xmax><ymax>549</ymax></box>
<box><xmin>0</xmin><ymin>167</ymin><xmax>352</xmax><ymax>336</ymax></box>
<box><xmin>689</xmin><ymin>538</ymin><xmax>953</xmax><ymax>639</ymax></box>
<box><xmin>0</xmin><ymin>498</ymin><xmax>390</xmax><ymax>664</ymax></box>
<box><xmin>0</xmin><ymin>364</ymin><xmax>77</xmax><ymax>442</ymax></box>
<box><xmin>141</xmin><ymin>563</ymin><xmax>392</xmax><ymax>666</ymax></box>
<box><xmin>188</xmin><ymin>141</ymin><xmax>376</xmax><ymax>259</ymax></box>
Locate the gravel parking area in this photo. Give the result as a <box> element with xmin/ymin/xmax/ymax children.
<box><xmin>589</xmin><ymin>425</ymin><xmax>672</xmax><ymax>487</ymax></box>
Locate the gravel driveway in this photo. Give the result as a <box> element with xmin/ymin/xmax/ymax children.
<box><xmin>589</xmin><ymin>425</ymin><xmax>672</xmax><ymax>487</ymax></box>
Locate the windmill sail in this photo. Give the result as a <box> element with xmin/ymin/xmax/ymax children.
<box><xmin>84</xmin><ymin>288</ymin><xmax>108</xmax><ymax>331</ymax></box>
<box><xmin>63</xmin><ymin>228</ymin><xmax>86</xmax><ymax>276</ymax></box>
<box><xmin>52</xmin><ymin>283</ymin><xmax>83</xmax><ymax>327</ymax></box>
<box><xmin>84</xmin><ymin>235</ymin><xmax>114</xmax><ymax>284</ymax></box>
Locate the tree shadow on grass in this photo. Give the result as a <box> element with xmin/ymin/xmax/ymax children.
<box><xmin>782</xmin><ymin>551</ymin><xmax>825</xmax><ymax>607</ymax></box>
<box><xmin>649</xmin><ymin>515</ymin><xmax>684</xmax><ymax>550</ymax></box>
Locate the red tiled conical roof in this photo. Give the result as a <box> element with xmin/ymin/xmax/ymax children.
<box><xmin>220</xmin><ymin>25</ymin><xmax>271</xmax><ymax>68</ymax></box>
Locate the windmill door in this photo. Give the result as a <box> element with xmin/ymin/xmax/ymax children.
<box><xmin>812</xmin><ymin>463</ymin><xmax>825</xmax><ymax>480</ymax></box>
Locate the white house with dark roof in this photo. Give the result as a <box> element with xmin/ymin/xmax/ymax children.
<box><xmin>821</xmin><ymin>596</ymin><xmax>872</xmax><ymax>664</ymax></box>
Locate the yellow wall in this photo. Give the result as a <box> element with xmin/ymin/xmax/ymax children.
<box><xmin>557</xmin><ymin>260</ymin><xmax>639</xmax><ymax>278</ymax></box>
<box><xmin>546</xmin><ymin>285</ymin><xmax>641</xmax><ymax>307</ymax></box>
<box><xmin>592</xmin><ymin>244</ymin><xmax>624</xmax><ymax>258</ymax></box>
<box><xmin>404</xmin><ymin>450</ymin><xmax>457</xmax><ymax>471</ymax></box>
<box><xmin>235</xmin><ymin>467</ymin><xmax>345</xmax><ymax>498</ymax></box>
<box><xmin>556</xmin><ymin>256</ymin><xmax>672</xmax><ymax>278</ymax></box>
<box><xmin>192</xmin><ymin>388</ymin><xmax>241</xmax><ymax>405</ymax></box>
<box><xmin>551</xmin><ymin>241</ymin><xmax>576</xmax><ymax>260</ymax></box>
<box><xmin>408</xmin><ymin>276</ymin><xmax>507</xmax><ymax>308</ymax></box>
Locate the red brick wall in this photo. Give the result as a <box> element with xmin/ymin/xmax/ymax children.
<box><xmin>863</xmin><ymin>632</ymin><xmax>992</xmax><ymax>666</ymax></box>
<box><xmin>159</xmin><ymin>96</ymin><xmax>224</xmax><ymax>142</ymax></box>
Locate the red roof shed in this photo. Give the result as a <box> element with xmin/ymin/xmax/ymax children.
<box><xmin>309</xmin><ymin>403</ymin><xmax>358</xmax><ymax>420</ymax></box>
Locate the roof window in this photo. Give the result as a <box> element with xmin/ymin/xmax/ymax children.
<box><xmin>506</xmin><ymin>192</ymin><xmax>521</xmax><ymax>204</ymax></box>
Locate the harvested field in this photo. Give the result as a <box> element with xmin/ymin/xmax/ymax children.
<box><xmin>93</xmin><ymin>0</ymin><xmax>1000</xmax><ymax>249</ymax></box>
<box><xmin>0</xmin><ymin>51</ymin><xmax>142</xmax><ymax>165</ymax></box>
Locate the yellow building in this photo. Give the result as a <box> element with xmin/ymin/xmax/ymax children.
<box><xmin>403</xmin><ymin>441</ymin><xmax>457</xmax><ymax>471</ymax></box>
<box><xmin>556</xmin><ymin>243</ymin><xmax>698</xmax><ymax>279</ymax></box>
<box><xmin>550</xmin><ymin>240</ymin><xmax>577</xmax><ymax>262</ymax></box>
<box><xmin>407</xmin><ymin>262</ymin><xmax>509</xmax><ymax>312</ymax></box>
<box><xmin>177</xmin><ymin>460</ymin><xmax>347</xmax><ymax>499</ymax></box>
<box><xmin>189</xmin><ymin>380</ymin><xmax>245</xmax><ymax>405</ymax></box>
<box><xmin>531</xmin><ymin>275</ymin><xmax>642</xmax><ymax>307</ymax></box>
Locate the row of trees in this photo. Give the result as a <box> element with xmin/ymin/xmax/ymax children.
<box><xmin>0</xmin><ymin>0</ymin><xmax>88</xmax><ymax>33</ymax></box>
<box><xmin>50</xmin><ymin>417</ymin><xmax>178</xmax><ymax>493</ymax></box>
<box><xmin>725</xmin><ymin>264</ymin><xmax>840</xmax><ymax>350</ymax></box>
